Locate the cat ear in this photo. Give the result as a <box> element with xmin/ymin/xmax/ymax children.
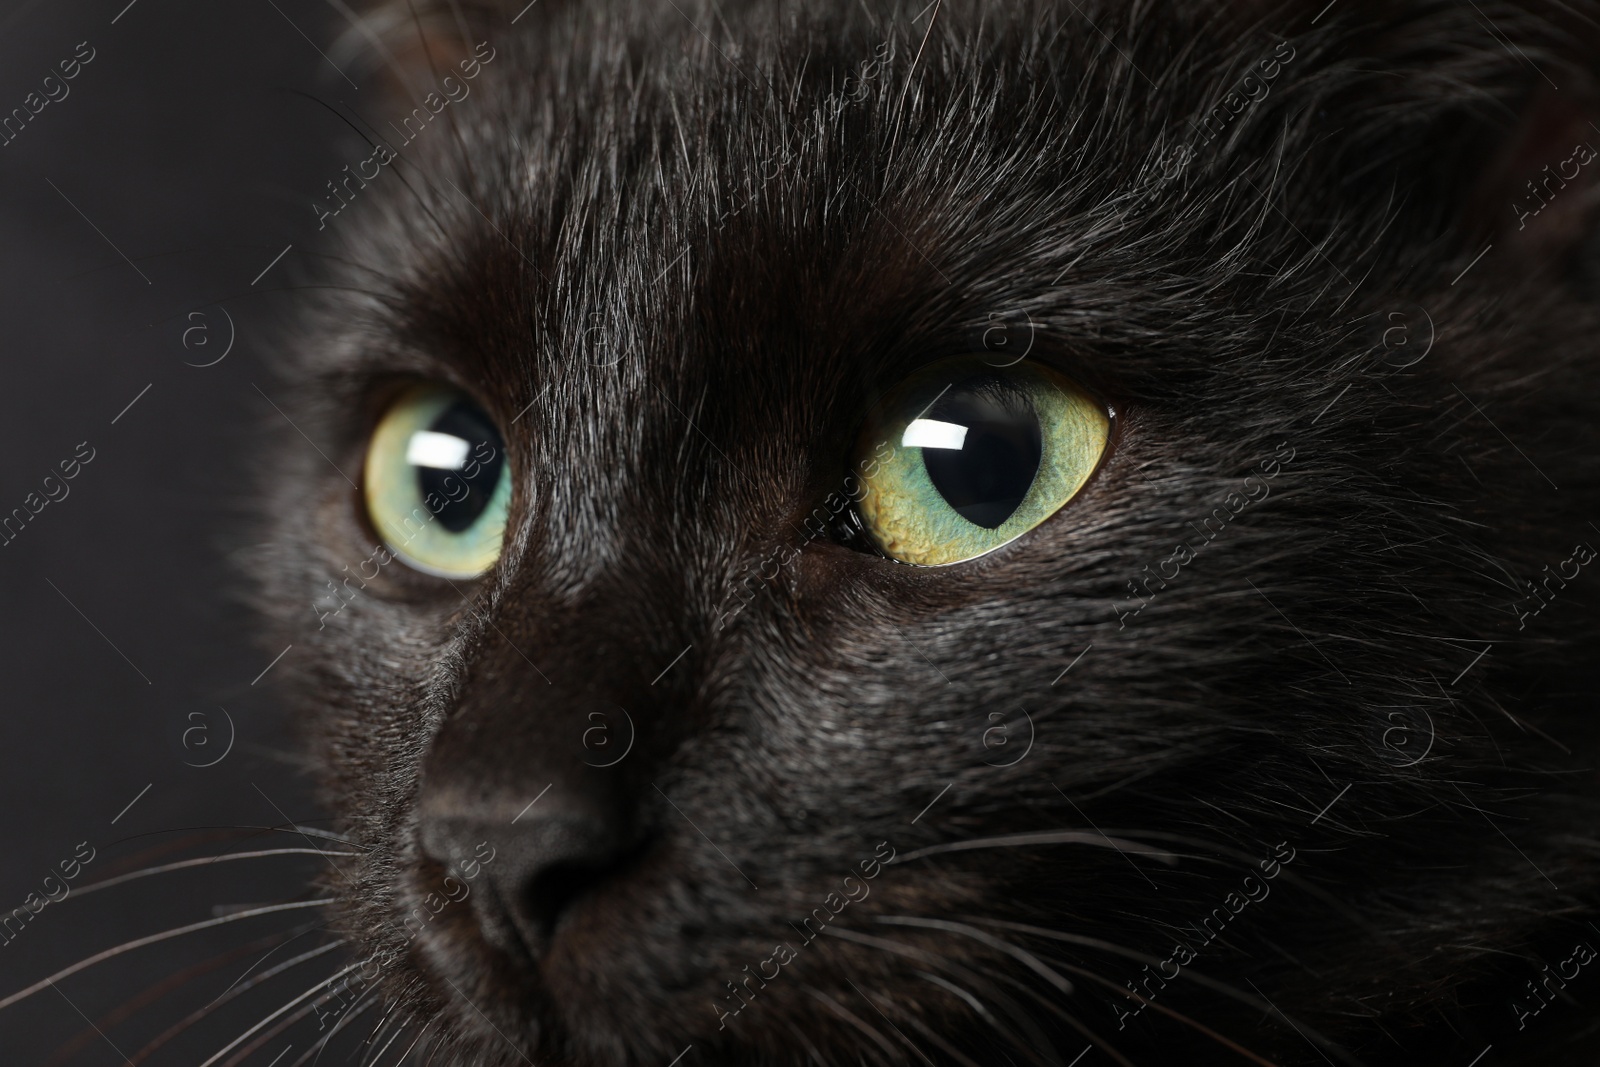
<box><xmin>330</xmin><ymin>1</ymin><xmax>519</xmax><ymax>93</ymax></box>
<box><xmin>1338</xmin><ymin>0</ymin><xmax>1600</xmax><ymax>274</ymax></box>
<box><xmin>1466</xmin><ymin>86</ymin><xmax>1600</xmax><ymax>268</ymax></box>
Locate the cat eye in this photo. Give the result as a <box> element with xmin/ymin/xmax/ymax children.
<box><xmin>854</xmin><ymin>356</ymin><xmax>1108</xmax><ymax>566</ymax></box>
<box><xmin>363</xmin><ymin>383</ymin><xmax>512</xmax><ymax>578</ymax></box>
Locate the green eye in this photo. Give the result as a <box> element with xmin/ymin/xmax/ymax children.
<box><xmin>363</xmin><ymin>384</ymin><xmax>512</xmax><ymax>579</ymax></box>
<box><xmin>856</xmin><ymin>356</ymin><xmax>1109</xmax><ymax>566</ymax></box>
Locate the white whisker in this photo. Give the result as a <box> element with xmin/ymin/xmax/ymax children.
<box><xmin>876</xmin><ymin>916</ymin><xmax>1074</xmax><ymax>995</ymax></box>
<box><xmin>827</xmin><ymin>924</ymin><xmax>1059</xmax><ymax>1067</ymax></box>
<box><xmin>893</xmin><ymin>831</ymin><xmax>1178</xmax><ymax>866</ymax></box>
<box><xmin>129</xmin><ymin>938</ymin><xmax>344</xmax><ymax>1065</ymax></box>
<box><xmin>897</xmin><ymin>1012</ymin><xmax>987</xmax><ymax>1067</ymax></box>
<box><xmin>807</xmin><ymin>986</ymin><xmax>905</xmax><ymax>1064</ymax></box>
<box><xmin>978</xmin><ymin>967</ymin><xmax>1135</xmax><ymax>1067</ymax></box>
<box><xmin>365</xmin><ymin>1022</ymin><xmax>411</xmax><ymax>1067</ymax></box>
<box><xmin>0</xmin><ymin>898</ymin><xmax>338</xmax><ymax>1013</ymax></box>
<box><xmin>199</xmin><ymin>961</ymin><xmax>364</xmax><ymax>1067</ymax></box>
<box><xmin>205</xmin><ymin>925</ymin><xmax>332</xmax><ymax>1008</ymax></box>
<box><xmin>355</xmin><ymin>992</ymin><xmax>409</xmax><ymax>1063</ymax></box>
<box><xmin>380</xmin><ymin>1015</ymin><xmax>438</xmax><ymax>1067</ymax></box>
<box><xmin>972</xmin><ymin>915</ymin><xmax>1294</xmax><ymax>1031</ymax></box>
<box><xmin>115</xmin><ymin>823</ymin><xmax>372</xmax><ymax>850</ymax></box>
<box><xmin>74</xmin><ymin>849</ymin><xmax>361</xmax><ymax>899</ymax></box>
<box><xmin>289</xmin><ymin>991</ymin><xmax>381</xmax><ymax>1066</ymax></box>
<box><xmin>975</xmin><ymin>935</ymin><xmax>1283</xmax><ymax>1067</ymax></box>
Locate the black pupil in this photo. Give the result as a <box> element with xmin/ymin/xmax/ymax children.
<box><xmin>415</xmin><ymin>401</ymin><xmax>506</xmax><ymax>533</ymax></box>
<box><xmin>918</xmin><ymin>376</ymin><xmax>1042</xmax><ymax>529</ymax></box>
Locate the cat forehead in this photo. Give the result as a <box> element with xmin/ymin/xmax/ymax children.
<box><xmin>346</xmin><ymin>65</ymin><xmax>1229</xmax><ymax>396</ymax></box>
<box><xmin>318</xmin><ymin>0</ymin><xmax>1351</xmax><ymax>455</ymax></box>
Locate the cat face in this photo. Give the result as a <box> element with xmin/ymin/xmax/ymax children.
<box><xmin>259</xmin><ymin>1</ymin><xmax>1600</xmax><ymax>1064</ymax></box>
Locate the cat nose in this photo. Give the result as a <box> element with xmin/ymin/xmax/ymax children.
<box><xmin>418</xmin><ymin>789</ymin><xmax>640</xmax><ymax>965</ymax></box>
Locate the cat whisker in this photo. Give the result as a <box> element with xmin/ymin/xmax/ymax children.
<box><xmin>220</xmin><ymin>995</ymin><xmax>332</xmax><ymax>1067</ymax></box>
<box><xmin>892</xmin><ymin>830</ymin><xmax>1179</xmax><ymax>866</ymax></box>
<box><xmin>914</xmin><ymin>971</ymin><xmax>999</xmax><ymax>1030</ymax></box>
<box><xmin>128</xmin><ymin>937</ymin><xmax>345</xmax><ymax>1065</ymax></box>
<box><xmin>971</xmin><ymin>915</ymin><xmax>1310</xmax><ymax>1052</ymax></box>
<box><xmin>362</xmin><ymin>976</ymin><xmax>431</xmax><ymax>1060</ymax></box>
<box><xmin>113</xmin><ymin>823</ymin><xmax>374</xmax><ymax>851</ymax></box>
<box><xmin>806</xmin><ymin>985</ymin><xmax>913</xmax><ymax>1065</ymax></box>
<box><xmin>896</xmin><ymin>1013</ymin><xmax>986</xmax><ymax>1067</ymax></box>
<box><xmin>965</xmin><ymin>918</ymin><xmax>1155</xmax><ymax>968</ymax></box>
<box><xmin>1100</xmin><ymin>828</ymin><xmax>1266</xmax><ymax>864</ymax></box>
<box><xmin>201</xmin><ymin>961</ymin><xmax>366</xmax><ymax>1067</ymax></box>
<box><xmin>876</xmin><ymin>915</ymin><xmax>1074</xmax><ymax>996</ymax></box>
<box><xmin>973</xmin><ymin>963</ymin><xmax>1137</xmax><ymax>1067</ymax></box>
<box><xmin>880</xmin><ymin>918</ymin><xmax>1170</xmax><ymax>1067</ymax></box>
<box><xmin>0</xmin><ymin>898</ymin><xmax>338</xmax><ymax>1013</ymax></box>
<box><xmin>1013</xmin><ymin>947</ymin><xmax>1281</xmax><ymax>1067</ymax></box>
<box><xmin>960</xmin><ymin>917</ymin><xmax>1309</xmax><ymax>1067</ymax></box>
<box><xmin>354</xmin><ymin>987</ymin><xmax>411</xmax><ymax>1063</ymax></box>
<box><xmin>206</xmin><ymin>923</ymin><xmax>333</xmax><ymax>1008</ymax></box>
<box><xmin>826</xmin><ymin>925</ymin><xmax>1063</xmax><ymax>1067</ymax></box>
<box><xmin>370</xmin><ymin>1014</ymin><xmax>432</xmax><ymax>1067</ymax></box>
<box><xmin>397</xmin><ymin>0</ymin><xmax>485</xmax><ymax>200</ymax></box>
<box><xmin>97</xmin><ymin>827</ymin><xmax>276</xmax><ymax>867</ymax></box>
<box><xmin>1104</xmin><ymin>829</ymin><xmax>1360</xmax><ymax>923</ymax></box>
<box><xmin>73</xmin><ymin>848</ymin><xmax>362</xmax><ymax>900</ymax></box>
<box><xmin>286</xmin><ymin>88</ymin><xmax>458</xmax><ymax>256</ymax></box>
<box><xmin>287</xmin><ymin>990</ymin><xmax>382</xmax><ymax>1067</ymax></box>
<box><xmin>846</xmin><ymin>983</ymin><xmax>941</xmax><ymax>1067</ymax></box>
<box><xmin>774</xmin><ymin>1011</ymin><xmax>832</xmax><ymax>1067</ymax></box>
<box><xmin>363</xmin><ymin>1018</ymin><xmax>415</xmax><ymax>1067</ymax></box>
<box><xmin>420</xmin><ymin>1021</ymin><xmax>451</xmax><ymax>1067</ymax></box>
<box><xmin>1072</xmin><ymin>753</ymin><xmax>1202</xmax><ymax>802</ymax></box>
<box><xmin>42</xmin><ymin>926</ymin><xmax>313</xmax><ymax>1067</ymax></box>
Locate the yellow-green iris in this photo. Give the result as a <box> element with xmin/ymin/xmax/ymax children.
<box><xmin>363</xmin><ymin>384</ymin><xmax>512</xmax><ymax>578</ymax></box>
<box><xmin>857</xmin><ymin>357</ymin><xmax>1108</xmax><ymax>566</ymax></box>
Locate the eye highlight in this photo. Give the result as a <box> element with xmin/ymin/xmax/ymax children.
<box><xmin>363</xmin><ymin>384</ymin><xmax>512</xmax><ymax>579</ymax></box>
<box><xmin>855</xmin><ymin>356</ymin><xmax>1109</xmax><ymax>566</ymax></box>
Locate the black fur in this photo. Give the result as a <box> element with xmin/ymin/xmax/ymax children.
<box><xmin>258</xmin><ymin>1</ymin><xmax>1600</xmax><ymax>1063</ymax></box>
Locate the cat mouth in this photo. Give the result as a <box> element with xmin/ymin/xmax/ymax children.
<box><xmin>390</xmin><ymin>862</ymin><xmax>558</xmax><ymax>1059</ymax></box>
<box><xmin>389</xmin><ymin>826</ymin><xmax>697</xmax><ymax>1061</ymax></box>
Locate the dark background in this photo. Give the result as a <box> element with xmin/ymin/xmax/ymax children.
<box><xmin>0</xmin><ymin>1</ymin><xmax>385</xmax><ymax>1061</ymax></box>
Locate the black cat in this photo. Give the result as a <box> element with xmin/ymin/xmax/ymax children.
<box><xmin>255</xmin><ymin>1</ymin><xmax>1600</xmax><ymax>1063</ymax></box>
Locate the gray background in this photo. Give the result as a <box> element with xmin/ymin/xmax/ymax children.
<box><xmin>0</xmin><ymin>1</ymin><xmax>380</xmax><ymax>1061</ymax></box>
